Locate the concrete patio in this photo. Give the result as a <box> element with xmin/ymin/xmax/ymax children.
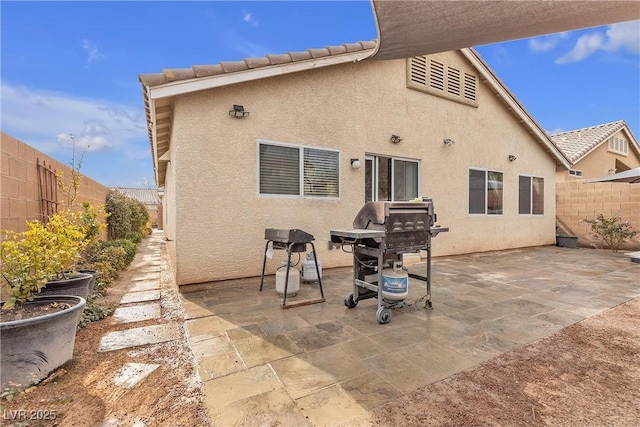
<box><xmin>179</xmin><ymin>246</ymin><xmax>639</xmax><ymax>426</ymax></box>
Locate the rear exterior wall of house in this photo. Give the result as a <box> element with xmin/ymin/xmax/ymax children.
<box><xmin>163</xmin><ymin>52</ymin><xmax>559</xmax><ymax>285</ymax></box>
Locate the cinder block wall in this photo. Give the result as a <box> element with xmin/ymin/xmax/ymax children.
<box><xmin>556</xmin><ymin>180</ymin><xmax>640</xmax><ymax>250</ymax></box>
<box><xmin>1</xmin><ymin>132</ymin><xmax>110</xmax><ymax>233</ymax></box>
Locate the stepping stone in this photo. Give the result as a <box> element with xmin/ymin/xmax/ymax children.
<box><xmin>98</xmin><ymin>323</ymin><xmax>179</xmax><ymax>352</ymax></box>
<box><xmin>113</xmin><ymin>363</ymin><xmax>160</xmax><ymax>389</ymax></box>
<box><xmin>132</xmin><ymin>273</ymin><xmax>159</xmax><ymax>282</ymax></box>
<box><xmin>120</xmin><ymin>290</ymin><xmax>161</xmax><ymax>304</ymax></box>
<box><xmin>129</xmin><ymin>280</ymin><xmax>160</xmax><ymax>292</ymax></box>
<box><xmin>111</xmin><ymin>303</ymin><xmax>161</xmax><ymax>324</ymax></box>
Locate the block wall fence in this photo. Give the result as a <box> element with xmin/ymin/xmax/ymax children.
<box><xmin>556</xmin><ymin>180</ymin><xmax>640</xmax><ymax>250</ymax></box>
<box><xmin>1</xmin><ymin>132</ymin><xmax>111</xmax><ymax>233</ymax></box>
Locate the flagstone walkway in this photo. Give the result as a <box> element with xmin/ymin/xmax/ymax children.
<box><xmin>97</xmin><ymin>230</ymin><xmax>185</xmax><ymax>427</ymax></box>
<box><xmin>180</xmin><ymin>245</ymin><xmax>639</xmax><ymax>426</ymax></box>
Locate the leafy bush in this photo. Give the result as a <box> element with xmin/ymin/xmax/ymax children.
<box><xmin>100</xmin><ymin>239</ymin><xmax>137</xmax><ymax>267</ymax></box>
<box><xmin>80</xmin><ymin>202</ymin><xmax>108</xmax><ymax>244</ymax></box>
<box><xmin>79</xmin><ymin>295</ymin><xmax>113</xmax><ymax>328</ymax></box>
<box><xmin>106</xmin><ymin>191</ymin><xmax>150</xmax><ymax>243</ymax></box>
<box><xmin>1</xmin><ymin>210</ymin><xmax>91</xmax><ymax>309</ymax></box>
<box><xmin>81</xmin><ymin>242</ymin><xmax>128</xmax><ymax>285</ymax></box>
<box><xmin>1</xmin><ymin>223</ymin><xmax>58</xmax><ymax>309</ymax></box>
<box><xmin>585</xmin><ymin>214</ymin><xmax>638</xmax><ymax>252</ymax></box>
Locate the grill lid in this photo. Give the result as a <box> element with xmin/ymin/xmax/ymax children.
<box><xmin>352</xmin><ymin>201</ymin><xmax>435</xmax><ymax>232</ymax></box>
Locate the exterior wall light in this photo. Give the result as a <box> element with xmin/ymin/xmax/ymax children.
<box><xmin>443</xmin><ymin>138</ymin><xmax>456</xmax><ymax>146</ymax></box>
<box><xmin>229</xmin><ymin>104</ymin><xmax>250</xmax><ymax>118</ymax></box>
<box><xmin>508</xmin><ymin>155</ymin><xmax>517</xmax><ymax>162</ymax></box>
<box><xmin>351</xmin><ymin>158</ymin><xmax>361</xmax><ymax>169</ymax></box>
<box><xmin>390</xmin><ymin>134</ymin><xmax>402</xmax><ymax>144</ymax></box>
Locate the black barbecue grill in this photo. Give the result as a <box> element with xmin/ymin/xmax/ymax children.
<box><xmin>330</xmin><ymin>199</ymin><xmax>448</xmax><ymax>324</ymax></box>
<box><xmin>259</xmin><ymin>228</ymin><xmax>325</xmax><ymax>309</ymax></box>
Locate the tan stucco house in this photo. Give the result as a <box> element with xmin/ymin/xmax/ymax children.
<box><xmin>139</xmin><ymin>42</ymin><xmax>571</xmax><ymax>286</ymax></box>
<box><xmin>551</xmin><ymin>120</ymin><xmax>640</xmax><ymax>181</ymax></box>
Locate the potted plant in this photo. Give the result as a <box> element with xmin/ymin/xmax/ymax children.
<box><xmin>1</xmin><ymin>215</ymin><xmax>86</xmax><ymax>391</ymax></box>
<box><xmin>33</xmin><ymin>209</ymin><xmax>94</xmax><ymax>299</ymax></box>
<box><xmin>556</xmin><ymin>233</ymin><xmax>578</xmax><ymax>248</ymax></box>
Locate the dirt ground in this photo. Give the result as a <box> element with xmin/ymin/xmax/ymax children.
<box><xmin>2</xmin><ymin>250</ymin><xmax>639</xmax><ymax>426</ymax></box>
<box><xmin>0</xmin><ymin>245</ymin><xmax>210</xmax><ymax>427</ymax></box>
<box><xmin>371</xmin><ymin>297</ymin><xmax>640</xmax><ymax>427</ymax></box>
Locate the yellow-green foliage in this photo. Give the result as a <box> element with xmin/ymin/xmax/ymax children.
<box><xmin>0</xmin><ymin>207</ymin><xmax>106</xmax><ymax>310</ymax></box>
<box><xmin>45</xmin><ymin>210</ymin><xmax>88</xmax><ymax>278</ymax></box>
<box><xmin>1</xmin><ymin>221</ymin><xmax>58</xmax><ymax>309</ymax></box>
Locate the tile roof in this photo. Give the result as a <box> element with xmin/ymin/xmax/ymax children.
<box><xmin>139</xmin><ymin>41</ymin><xmax>377</xmax><ymax>87</ymax></box>
<box><xmin>550</xmin><ymin>120</ymin><xmax>626</xmax><ymax>163</ymax></box>
<box><xmin>112</xmin><ymin>187</ymin><xmax>161</xmax><ymax>205</ymax></box>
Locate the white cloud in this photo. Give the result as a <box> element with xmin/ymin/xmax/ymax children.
<box><xmin>556</xmin><ymin>32</ymin><xmax>604</xmax><ymax>64</ymax></box>
<box><xmin>0</xmin><ymin>82</ymin><xmax>146</xmax><ymax>154</ymax></box>
<box><xmin>605</xmin><ymin>20</ymin><xmax>640</xmax><ymax>54</ymax></box>
<box><xmin>243</xmin><ymin>11</ymin><xmax>259</xmax><ymax>27</ymax></box>
<box><xmin>529</xmin><ymin>32</ymin><xmax>569</xmax><ymax>53</ymax></box>
<box><xmin>492</xmin><ymin>46</ymin><xmax>512</xmax><ymax>66</ymax></box>
<box><xmin>556</xmin><ymin>21</ymin><xmax>640</xmax><ymax>64</ymax></box>
<box><xmin>81</xmin><ymin>39</ymin><xmax>106</xmax><ymax>63</ymax></box>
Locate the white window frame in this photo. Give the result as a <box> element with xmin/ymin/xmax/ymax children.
<box><xmin>518</xmin><ymin>175</ymin><xmax>545</xmax><ymax>216</ymax></box>
<box><xmin>257</xmin><ymin>140</ymin><xmax>340</xmax><ymax>199</ymax></box>
<box><xmin>365</xmin><ymin>154</ymin><xmax>421</xmax><ymax>202</ymax></box>
<box><xmin>468</xmin><ymin>167</ymin><xmax>504</xmax><ymax>216</ymax></box>
<box><xmin>568</xmin><ymin>169</ymin><xmax>583</xmax><ymax>177</ymax></box>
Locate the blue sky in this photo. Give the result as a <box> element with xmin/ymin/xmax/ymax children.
<box><xmin>1</xmin><ymin>1</ymin><xmax>638</xmax><ymax>188</ymax></box>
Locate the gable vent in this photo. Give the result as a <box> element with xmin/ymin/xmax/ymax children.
<box><xmin>407</xmin><ymin>56</ymin><xmax>478</xmax><ymax>108</ymax></box>
<box><xmin>409</xmin><ymin>56</ymin><xmax>427</xmax><ymax>86</ymax></box>
<box><xmin>429</xmin><ymin>60</ymin><xmax>444</xmax><ymax>91</ymax></box>
<box><xmin>447</xmin><ymin>67</ymin><xmax>461</xmax><ymax>96</ymax></box>
<box><xmin>463</xmin><ymin>73</ymin><xmax>477</xmax><ymax>102</ymax></box>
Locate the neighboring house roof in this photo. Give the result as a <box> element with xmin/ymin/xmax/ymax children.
<box><xmin>550</xmin><ymin>120</ymin><xmax>640</xmax><ymax>165</ymax></box>
<box><xmin>112</xmin><ymin>187</ymin><xmax>161</xmax><ymax>205</ymax></box>
<box><xmin>139</xmin><ymin>41</ymin><xmax>571</xmax><ymax>186</ymax></box>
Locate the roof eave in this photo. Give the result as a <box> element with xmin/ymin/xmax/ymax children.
<box><xmin>147</xmin><ymin>50</ymin><xmax>374</xmax><ymax>100</ymax></box>
<box><xmin>461</xmin><ymin>48</ymin><xmax>571</xmax><ymax>169</ymax></box>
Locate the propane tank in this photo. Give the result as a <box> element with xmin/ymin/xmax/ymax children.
<box><xmin>381</xmin><ymin>261</ymin><xmax>408</xmax><ymax>301</ymax></box>
<box><xmin>275</xmin><ymin>262</ymin><xmax>300</xmax><ymax>296</ymax></box>
<box><xmin>301</xmin><ymin>253</ymin><xmax>322</xmax><ymax>282</ymax></box>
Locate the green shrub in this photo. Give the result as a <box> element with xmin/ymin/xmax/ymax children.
<box><xmin>80</xmin><ymin>241</ymin><xmax>128</xmax><ymax>285</ymax></box>
<box><xmin>79</xmin><ymin>295</ymin><xmax>113</xmax><ymax>328</ymax></box>
<box><xmin>100</xmin><ymin>239</ymin><xmax>137</xmax><ymax>267</ymax></box>
<box><xmin>584</xmin><ymin>214</ymin><xmax>638</xmax><ymax>252</ymax></box>
<box><xmin>106</xmin><ymin>191</ymin><xmax>150</xmax><ymax>243</ymax></box>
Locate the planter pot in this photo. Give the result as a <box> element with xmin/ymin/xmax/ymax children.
<box><xmin>556</xmin><ymin>235</ymin><xmax>578</xmax><ymax>248</ymax></box>
<box><xmin>77</xmin><ymin>269</ymin><xmax>97</xmax><ymax>295</ymax></box>
<box><xmin>0</xmin><ymin>295</ymin><xmax>86</xmax><ymax>390</ymax></box>
<box><xmin>39</xmin><ymin>273</ymin><xmax>93</xmax><ymax>299</ymax></box>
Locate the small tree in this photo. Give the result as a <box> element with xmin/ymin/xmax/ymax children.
<box><xmin>584</xmin><ymin>214</ymin><xmax>638</xmax><ymax>252</ymax></box>
<box><xmin>56</xmin><ymin>134</ymin><xmax>86</xmax><ymax>209</ymax></box>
